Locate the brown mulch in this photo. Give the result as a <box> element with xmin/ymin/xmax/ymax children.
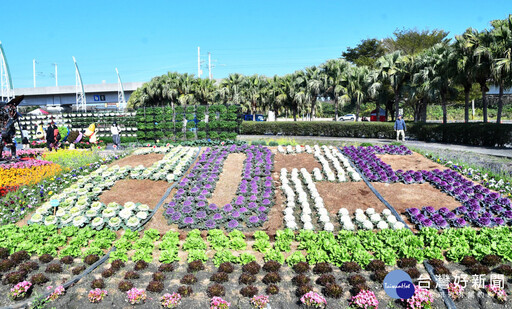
<box><xmin>207</xmin><ymin>153</ymin><xmax>246</xmax><ymax>208</ymax></box>
<box><xmin>273</xmin><ymin>153</ymin><xmax>322</xmax><ymax>173</ymax></box>
<box><xmin>316</xmin><ymin>182</ymin><xmax>387</xmax><ymax>215</ymax></box>
<box><xmin>108</xmin><ymin>153</ymin><xmax>164</xmax><ymax>168</ymax></box>
<box><xmin>98</xmin><ymin>179</ymin><xmax>171</xmax><ymax>207</ymax></box>
<box><xmin>261</xmin><ymin>172</ymin><xmax>286</xmax><ymax>235</ymax></box>
<box><xmin>377</xmin><ymin>152</ymin><xmax>446</xmax><ymax>171</ymax></box>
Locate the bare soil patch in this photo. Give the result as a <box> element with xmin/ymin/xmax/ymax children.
<box><xmin>208</xmin><ymin>153</ymin><xmax>246</xmax><ymax>208</ymax></box>
<box><xmin>377</xmin><ymin>152</ymin><xmax>446</xmax><ymax>171</ymax></box>
<box><xmin>108</xmin><ymin>153</ymin><xmax>164</xmax><ymax>168</ymax></box>
<box><xmin>316</xmin><ymin>182</ymin><xmax>387</xmax><ymax>215</ymax></box>
<box><xmin>273</xmin><ymin>153</ymin><xmax>321</xmax><ymax>172</ymax></box>
<box><xmin>98</xmin><ymin>179</ymin><xmax>170</xmax><ymax>207</ymax></box>
<box><xmin>261</xmin><ymin>172</ymin><xmax>285</xmax><ymax>235</ymax></box>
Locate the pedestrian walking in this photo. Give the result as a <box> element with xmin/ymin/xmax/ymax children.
<box><xmin>45</xmin><ymin>123</ymin><xmax>54</xmax><ymax>151</ymax></box>
<box><xmin>394</xmin><ymin>115</ymin><xmax>406</xmax><ymax>142</ymax></box>
<box><xmin>111</xmin><ymin>121</ymin><xmax>121</xmax><ymax>149</ymax></box>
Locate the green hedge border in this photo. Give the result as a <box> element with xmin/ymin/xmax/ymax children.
<box><xmin>241</xmin><ymin>121</ymin><xmax>512</xmax><ymax>147</ymax></box>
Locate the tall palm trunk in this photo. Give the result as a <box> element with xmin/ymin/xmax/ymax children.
<box><xmin>311</xmin><ymin>100</ymin><xmax>316</xmax><ymax>121</ymax></box>
<box><xmin>334</xmin><ymin>97</ymin><xmax>339</xmax><ymax>121</ymax></box>
<box><xmin>394</xmin><ymin>92</ymin><xmax>400</xmax><ymax>120</ymax></box>
<box><xmin>293</xmin><ymin>107</ymin><xmax>297</xmax><ymax>121</ymax></box>
<box><xmin>420</xmin><ymin>100</ymin><xmax>428</xmax><ymax>122</ymax></box>
<box><xmin>441</xmin><ymin>93</ymin><xmax>448</xmax><ymax>124</ymax></box>
<box><xmin>252</xmin><ymin>101</ymin><xmax>256</xmax><ymax>121</ymax></box>
<box><xmin>464</xmin><ymin>85</ymin><xmax>470</xmax><ymax>123</ymax></box>
<box><xmin>497</xmin><ymin>84</ymin><xmax>504</xmax><ymax>124</ymax></box>
<box><xmin>480</xmin><ymin>83</ymin><xmax>488</xmax><ymax>123</ymax></box>
<box><xmin>355</xmin><ymin>99</ymin><xmax>360</xmax><ymax>122</ymax></box>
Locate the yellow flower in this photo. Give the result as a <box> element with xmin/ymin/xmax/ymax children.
<box><xmin>49</xmin><ymin>191</ymin><xmax>53</xmax><ymax>195</ymax></box>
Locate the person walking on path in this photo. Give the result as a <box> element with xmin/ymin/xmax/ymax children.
<box><xmin>21</xmin><ymin>126</ymin><xmax>30</xmax><ymax>149</ymax></box>
<box><xmin>45</xmin><ymin>123</ymin><xmax>55</xmax><ymax>151</ymax></box>
<box><xmin>394</xmin><ymin>115</ymin><xmax>406</xmax><ymax>142</ymax></box>
<box><xmin>111</xmin><ymin>121</ymin><xmax>121</xmax><ymax>149</ymax></box>
<box><xmin>52</xmin><ymin>123</ymin><xmax>60</xmax><ymax>151</ymax></box>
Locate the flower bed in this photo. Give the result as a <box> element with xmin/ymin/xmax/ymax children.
<box><xmin>337</xmin><ymin>207</ymin><xmax>405</xmax><ymax>231</ymax></box>
<box><xmin>164</xmin><ymin>145</ymin><xmax>274</xmax><ymax>230</ymax></box>
<box><xmin>0</xmin><ymin>160</ymin><xmax>62</xmax><ymax>188</ymax></box>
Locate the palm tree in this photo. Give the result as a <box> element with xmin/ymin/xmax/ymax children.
<box><xmin>220</xmin><ymin>73</ymin><xmax>245</xmax><ymax>105</ymax></box>
<box><xmin>453</xmin><ymin>30</ymin><xmax>478</xmax><ymax>122</ymax></box>
<box><xmin>490</xmin><ymin>15</ymin><xmax>512</xmax><ymax>124</ymax></box>
<box><xmin>375</xmin><ymin>51</ymin><xmax>411</xmax><ymax>120</ymax></box>
<box><xmin>242</xmin><ymin>74</ymin><xmax>267</xmax><ymax>120</ymax></box>
<box><xmin>194</xmin><ymin>78</ymin><xmax>215</xmax><ymax>105</ymax></box>
<box><xmin>304</xmin><ymin>66</ymin><xmax>324</xmax><ymax>120</ymax></box>
<box><xmin>472</xmin><ymin>29</ymin><xmax>493</xmax><ymax>123</ymax></box>
<box><xmin>320</xmin><ymin>59</ymin><xmax>350</xmax><ymax>120</ymax></box>
<box><xmin>346</xmin><ymin>66</ymin><xmax>370</xmax><ymax>121</ymax></box>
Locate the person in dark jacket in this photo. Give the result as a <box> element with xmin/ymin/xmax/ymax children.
<box><xmin>46</xmin><ymin>123</ymin><xmax>55</xmax><ymax>151</ymax></box>
<box><xmin>394</xmin><ymin>115</ymin><xmax>406</xmax><ymax>141</ymax></box>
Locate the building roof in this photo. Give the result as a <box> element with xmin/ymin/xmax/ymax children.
<box><xmin>14</xmin><ymin>82</ymin><xmax>144</xmax><ymax>96</ymax></box>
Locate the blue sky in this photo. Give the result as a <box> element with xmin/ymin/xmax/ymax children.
<box><xmin>2</xmin><ymin>1</ymin><xmax>511</xmax><ymax>88</ymax></box>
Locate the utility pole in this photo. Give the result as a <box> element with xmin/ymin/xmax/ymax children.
<box><xmin>52</xmin><ymin>63</ymin><xmax>58</xmax><ymax>86</ymax></box>
<box><xmin>33</xmin><ymin>59</ymin><xmax>36</xmax><ymax>87</ymax></box>
<box><xmin>198</xmin><ymin>47</ymin><xmax>201</xmax><ymax>77</ymax></box>
<box><xmin>208</xmin><ymin>52</ymin><xmax>212</xmax><ymax>80</ymax></box>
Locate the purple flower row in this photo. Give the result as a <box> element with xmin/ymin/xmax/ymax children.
<box><xmin>163</xmin><ymin>144</ymin><xmax>275</xmax><ymax>230</ymax></box>
<box><xmin>370</xmin><ymin>145</ymin><xmax>413</xmax><ymax>155</ymax></box>
<box><xmin>343</xmin><ymin>146</ymin><xmax>399</xmax><ymax>182</ymax></box>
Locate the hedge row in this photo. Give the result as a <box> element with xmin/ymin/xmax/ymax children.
<box><xmin>241</xmin><ymin>121</ymin><xmax>512</xmax><ymax>147</ymax></box>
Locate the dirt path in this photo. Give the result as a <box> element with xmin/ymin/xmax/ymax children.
<box><xmin>273</xmin><ymin>152</ymin><xmax>321</xmax><ymax>173</ymax></box>
<box><xmin>316</xmin><ymin>182</ymin><xmax>387</xmax><ymax>215</ymax></box>
<box><xmin>98</xmin><ymin>179</ymin><xmax>170</xmax><ymax>207</ymax></box>
<box><xmin>207</xmin><ymin>153</ymin><xmax>246</xmax><ymax>208</ymax></box>
<box><xmin>377</xmin><ymin>152</ymin><xmax>447</xmax><ymax>171</ymax></box>
<box><xmin>108</xmin><ymin>153</ymin><xmax>164</xmax><ymax>168</ymax></box>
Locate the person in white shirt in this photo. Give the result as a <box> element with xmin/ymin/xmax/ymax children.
<box><xmin>21</xmin><ymin>126</ymin><xmax>30</xmax><ymax>149</ymax></box>
<box><xmin>111</xmin><ymin>122</ymin><xmax>121</xmax><ymax>149</ymax></box>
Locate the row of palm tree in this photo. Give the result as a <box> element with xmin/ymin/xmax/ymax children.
<box><xmin>129</xmin><ymin>15</ymin><xmax>512</xmax><ymax>124</ymax></box>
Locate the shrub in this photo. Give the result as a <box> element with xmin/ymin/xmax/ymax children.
<box><xmin>101</xmin><ymin>268</ymin><xmax>114</xmax><ymax>278</ymax></box>
<box><xmin>266</xmin><ymin>284</ymin><xmax>279</xmax><ymax>295</ymax></box>
<box><xmin>470</xmin><ymin>264</ymin><xmax>490</xmax><ymax>275</ymax></box>
<box><xmin>177</xmin><ymin>285</ymin><xmax>193</xmax><ymax>297</ymax></box>
<box><xmin>10</xmin><ymin>251</ymin><xmax>30</xmax><ymax>265</ymax></box>
<box><xmin>39</xmin><ymin>254</ymin><xmax>54</xmax><ymax>264</ymax></box>
<box><xmin>406</xmin><ymin>267</ymin><xmax>421</xmax><ymax>279</ymax></box>
<box><xmin>147</xmin><ymin>281</ymin><xmax>164</xmax><ymax>293</ymax></box>
<box><xmin>313</xmin><ymin>262</ymin><xmax>333</xmax><ymax>274</ymax></box>
<box><xmin>434</xmin><ymin>266</ymin><xmax>451</xmax><ymax>276</ymax></box>
<box><xmin>0</xmin><ymin>248</ymin><xmax>9</xmax><ymax>259</ymax></box>
<box><xmin>91</xmin><ymin>279</ymin><xmax>105</xmax><ymax>289</ymax></box>
<box><xmin>240</xmin><ymin>286</ymin><xmax>258</xmax><ymax>298</ymax></box>
<box><xmin>207</xmin><ymin>284</ymin><xmax>225</xmax><ymax>297</ymax></box>
<box><xmin>397</xmin><ymin>258</ymin><xmax>417</xmax><ymax>268</ymax></box>
<box><xmin>153</xmin><ymin>272</ymin><xmax>166</xmax><ymax>282</ymax></box>
<box><xmin>29</xmin><ymin>273</ymin><xmax>49</xmax><ymax>285</ymax></box>
<box><xmin>210</xmin><ymin>272</ymin><xmax>229</xmax><ymax>283</ymax></box>
<box><xmin>3</xmin><ymin>270</ymin><xmax>27</xmax><ymax>284</ymax></box>
<box><xmin>262</xmin><ymin>260</ymin><xmax>281</xmax><ymax>272</ymax></box>
<box><xmin>323</xmin><ymin>283</ymin><xmax>343</xmax><ymax>299</ymax></box>
<box><xmin>111</xmin><ymin>259</ymin><xmax>125</xmax><ymax>271</ymax></box>
<box><xmin>262</xmin><ymin>272</ymin><xmax>281</xmax><ymax>284</ymax></box>
<box><xmin>495</xmin><ymin>265</ymin><xmax>512</xmax><ymax>276</ymax></box>
<box><xmin>218</xmin><ymin>262</ymin><xmax>234</xmax><ymax>274</ymax></box>
<box><xmin>292</xmin><ymin>274</ymin><xmax>310</xmax><ymax>286</ymax></box>
<box><xmin>0</xmin><ymin>259</ymin><xmax>14</xmax><ymax>272</ymax></box>
<box><xmin>481</xmin><ymin>254</ymin><xmax>501</xmax><ymax>267</ymax></box>
<box><xmin>187</xmin><ymin>260</ymin><xmax>204</xmax><ymax>273</ymax></box>
<box><xmin>428</xmin><ymin>259</ymin><xmax>444</xmax><ymax>268</ymax></box>
<box><xmin>460</xmin><ymin>256</ymin><xmax>478</xmax><ymax>267</ymax></box>
<box><xmin>351</xmin><ymin>283</ymin><xmax>371</xmax><ymax>295</ymax></box>
<box><xmin>366</xmin><ymin>260</ymin><xmax>385</xmax><ymax>271</ymax></box>
<box><xmin>72</xmin><ymin>265</ymin><xmax>86</xmax><ymax>275</ymax></box>
<box><xmin>124</xmin><ymin>271</ymin><xmax>140</xmax><ymax>280</ymax></box>
<box><xmin>242</xmin><ymin>261</ymin><xmax>260</xmax><ymax>275</ymax></box>
<box><xmin>348</xmin><ymin>274</ymin><xmax>366</xmax><ymax>286</ymax></box>
<box><xmin>341</xmin><ymin>262</ymin><xmax>361</xmax><ymax>272</ymax></box>
<box><xmin>372</xmin><ymin>270</ymin><xmax>388</xmax><ymax>283</ymax></box>
<box><xmin>134</xmin><ymin>260</ymin><xmax>149</xmax><ymax>271</ymax></box>
<box><xmin>84</xmin><ymin>254</ymin><xmax>100</xmax><ymax>265</ymax></box>
<box><xmin>118</xmin><ymin>280</ymin><xmax>134</xmax><ymax>292</ymax></box>
<box><xmin>45</xmin><ymin>262</ymin><xmax>62</xmax><ymax>274</ymax></box>
<box><xmin>316</xmin><ymin>274</ymin><xmax>336</xmax><ymax>286</ymax></box>
<box><xmin>158</xmin><ymin>263</ymin><xmax>174</xmax><ymax>273</ymax></box>
<box><xmin>293</xmin><ymin>261</ymin><xmax>310</xmax><ymax>274</ymax></box>
<box><xmin>296</xmin><ymin>285</ymin><xmax>313</xmax><ymax>297</ymax></box>
<box><xmin>180</xmin><ymin>274</ymin><xmax>198</xmax><ymax>285</ymax></box>
<box><xmin>60</xmin><ymin>256</ymin><xmax>74</xmax><ymax>265</ymax></box>
<box><xmin>18</xmin><ymin>261</ymin><xmax>39</xmax><ymax>273</ymax></box>
<box><xmin>239</xmin><ymin>272</ymin><xmax>256</xmax><ymax>285</ymax></box>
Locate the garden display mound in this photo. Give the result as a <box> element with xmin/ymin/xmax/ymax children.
<box><xmin>108</xmin><ymin>153</ymin><xmax>164</xmax><ymax>168</ymax></box>
<box><xmin>316</xmin><ymin>182</ymin><xmax>386</xmax><ymax>214</ymax></box>
<box><xmin>99</xmin><ymin>179</ymin><xmax>170</xmax><ymax>206</ymax></box>
<box><xmin>208</xmin><ymin>153</ymin><xmax>246</xmax><ymax>208</ymax></box>
<box><xmin>376</xmin><ymin>152</ymin><xmax>446</xmax><ymax>171</ymax></box>
<box><xmin>273</xmin><ymin>152</ymin><xmax>322</xmax><ymax>172</ymax></box>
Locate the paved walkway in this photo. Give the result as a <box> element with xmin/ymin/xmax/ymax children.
<box><xmin>239</xmin><ymin>135</ymin><xmax>512</xmax><ymax>158</ymax></box>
